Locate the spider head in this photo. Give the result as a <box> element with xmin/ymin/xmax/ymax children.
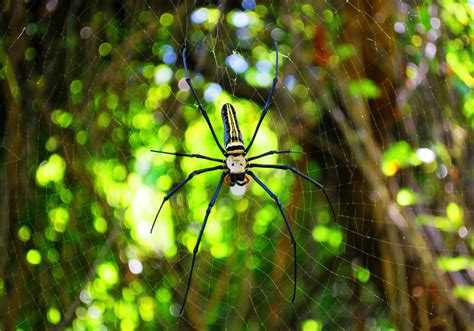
<box><xmin>226</xmin><ymin>155</ymin><xmax>246</xmax><ymax>174</ymax></box>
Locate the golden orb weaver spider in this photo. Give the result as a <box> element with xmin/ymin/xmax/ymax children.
<box><xmin>150</xmin><ymin>42</ymin><xmax>336</xmax><ymax>315</ymax></box>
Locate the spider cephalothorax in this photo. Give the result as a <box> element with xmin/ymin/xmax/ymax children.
<box><xmin>150</xmin><ymin>42</ymin><xmax>336</xmax><ymax>315</ymax></box>
<box><xmin>225</xmin><ymin>154</ymin><xmax>248</xmax><ymax>186</ymax></box>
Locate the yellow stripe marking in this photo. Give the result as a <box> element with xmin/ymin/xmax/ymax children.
<box><xmin>226</xmin><ymin>104</ymin><xmax>240</xmax><ymax>143</ymax></box>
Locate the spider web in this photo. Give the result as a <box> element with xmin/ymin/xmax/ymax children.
<box><xmin>1</xmin><ymin>0</ymin><xmax>473</xmax><ymax>330</ymax></box>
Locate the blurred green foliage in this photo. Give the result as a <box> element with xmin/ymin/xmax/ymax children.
<box><xmin>1</xmin><ymin>0</ymin><xmax>473</xmax><ymax>330</ymax></box>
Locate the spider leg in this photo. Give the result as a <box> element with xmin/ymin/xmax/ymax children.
<box><xmin>245</xmin><ymin>41</ymin><xmax>279</xmax><ymax>154</ymax></box>
<box><xmin>246</xmin><ymin>170</ymin><xmax>297</xmax><ymax>302</ymax></box>
<box><xmin>246</xmin><ymin>149</ymin><xmax>302</xmax><ymax>162</ymax></box>
<box><xmin>150</xmin><ymin>165</ymin><xmax>224</xmax><ymax>234</ymax></box>
<box><xmin>248</xmin><ymin>164</ymin><xmax>336</xmax><ymax>222</ymax></box>
<box><xmin>182</xmin><ymin>48</ymin><xmax>226</xmax><ymax>155</ymax></box>
<box><xmin>179</xmin><ymin>172</ymin><xmax>226</xmax><ymax>315</ymax></box>
<box><xmin>150</xmin><ymin>150</ymin><xmax>223</xmax><ymax>163</ymax></box>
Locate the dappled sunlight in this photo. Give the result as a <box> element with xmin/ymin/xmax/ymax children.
<box><xmin>128</xmin><ymin>182</ymin><xmax>177</xmax><ymax>258</ymax></box>
<box><xmin>36</xmin><ymin>154</ymin><xmax>66</xmax><ymax>186</ymax></box>
<box><xmin>5</xmin><ymin>0</ymin><xmax>473</xmax><ymax>329</ymax></box>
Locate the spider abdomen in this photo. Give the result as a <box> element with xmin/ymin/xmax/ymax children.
<box><xmin>221</xmin><ymin>103</ymin><xmax>245</xmax><ymax>154</ymax></box>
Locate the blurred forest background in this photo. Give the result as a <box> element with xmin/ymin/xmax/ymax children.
<box><xmin>1</xmin><ymin>0</ymin><xmax>473</xmax><ymax>330</ymax></box>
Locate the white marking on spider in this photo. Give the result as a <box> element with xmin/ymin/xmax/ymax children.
<box><xmin>230</xmin><ymin>184</ymin><xmax>247</xmax><ymax>196</ymax></box>
<box><xmin>226</xmin><ymin>155</ymin><xmax>247</xmax><ymax>174</ymax></box>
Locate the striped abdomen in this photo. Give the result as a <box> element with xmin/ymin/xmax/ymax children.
<box><xmin>221</xmin><ymin>103</ymin><xmax>245</xmax><ymax>154</ymax></box>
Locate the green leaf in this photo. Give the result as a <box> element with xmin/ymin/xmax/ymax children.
<box><xmin>348</xmin><ymin>79</ymin><xmax>381</xmax><ymax>99</ymax></box>
<box><xmin>335</xmin><ymin>44</ymin><xmax>356</xmax><ymax>60</ymax></box>
<box><xmin>453</xmin><ymin>285</ymin><xmax>474</xmax><ymax>304</ymax></box>
<box><xmin>446</xmin><ymin>202</ymin><xmax>463</xmax><ymax>226</ymax></box>
<box><xmin>417</xmin><ymin>214</ymin><xmax>457</xmax><ymax>232</ymax></box>
<box><xmin>437</xmin><ymin>256</ymin><xmax>474</xmax><ymax>272</ymax></box>
<box><xmin>382</xmin><ymin>141</ymin><xmax>419</xmax><ymax>176</ymax></box>
<box><xmin>354</xmin><ymin>267</ymin><xmax>370</xmax><ymax>283</ymax></box>
<box><xmin>396</xmin><ymin>188</ymin><xmax>418</xmax><ymax>206</ymax></box>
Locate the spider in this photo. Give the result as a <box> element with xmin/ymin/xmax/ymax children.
<box><xmin>150</xmin><ymin>42</ymin><xmax>336</xmax><ymax>315</ymax></box>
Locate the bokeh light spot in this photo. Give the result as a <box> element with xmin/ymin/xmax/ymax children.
<box><xmin>160</xmin><ymin>13</ymin><xmax>174</xmax><ymax>26</ymax></box>
<box><xmin>226</xmin><ymin>54</ymin><xmax>249</xmax><ymax>74</ymax></box>
<box><xmin>98</xmin><ymin>262</ymin><xmax>119</xmax><ymax>286</ymax></box>
<box><xmin>26</xmin><ymin>249</ymin><xmax>42</xmax><ymax>265</ymax></box>
<box><xmin>204</xmin><ymin>83</ymin><xmax>222</xmax><ymax>102</ymax></box>
<box><xmin>99</xmin><ymin>42</ymin><xmax>112</xmax><ymax>56</ymax></box>
<box><xmin>36</xmin><ymin>154</ymin><xmax>67</xmax><ymax>187</ymax></box>
<box><xmin>47</xmin><ymin>307</ymin><xmax>61</xmax><ymax>325</ymax></box>
<box><xmin>416</xmin><ymin>148</ymin><xmax>436</xmax><ymax>163</ymax></box>
<box><xmin>232</xmin><ymin>11</ymin><xmax>249</xmax><ymax>28</ymax></box>
<box><xmin>302</xmin><ymin>319</ymin><xmax>322</xmax><ymax>331</ymax></box>
<box><xmin>18</xmin><ymin>226</ymin><xmax>31</xmax><ymax>242</ymax></box>
<box><xmin>154</xmin><ymin>65</ymin><xmax>173</xmax><ymax>84</ymax></box>
<box><xmin>128</xmin><ymin>259</ymin><xmax>143</xmax><ymax>274</ymax></box>
<box><xmin>191</xmin><ymin>8</ymin><xmax>209</xmax><ymax>24</ymax></box>
<box><xmin>242</xmin><ymin>0</ymin><xmax>256</xmax><ymax>11</ymax></box>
